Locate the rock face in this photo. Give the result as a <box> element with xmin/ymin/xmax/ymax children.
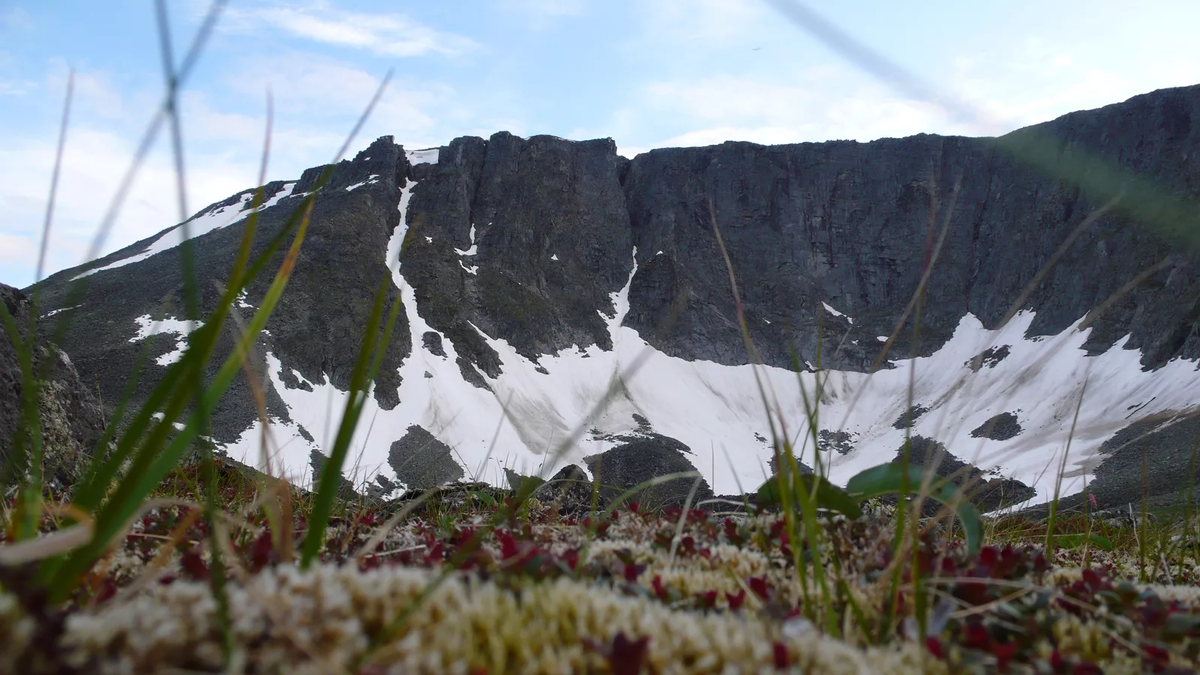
<box><xmin>624</xmin><ymin>87</ymin><xmax>1200</xmax><ymax>372</ymax></box>
<box><xmin>970</xmin><ymin>413</ymin><xmax>1023</xmax><ymax>441</ymax></box>
<box><xmin>387</xmin><ymin>425</ymin><xmax>465</xmax><ymax>489</ymax></box>
<box><xmin>583</xmin><ymin>435</ymin><xmax>715</xmax><ymax>509</ymax></box>
<box><xmin>0</xmin><ymin>284</ymin><xmax>107</xmax><ymax>492</ymax></box>
<box><xmin>21</xmin><ymin>84</ymin><xmax>1200</xmax><ymax>502</ymax></box>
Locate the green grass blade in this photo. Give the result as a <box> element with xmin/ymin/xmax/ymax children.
<box><xmin>299</xmin><ymin>279</ymin><xmax>400</xmax><ymax>568</ymax></box>
<box><xmin>44</xmin><ymin>204</ymin><xmax>312</xmax><ymax>601</ymax></box>
<box><xmin>757</xmin><ymin>473</ymin><xmax>863</xmax><ymax>520</ymax></box>
<box><xmin>846</xmin><ymin>463</ymin><xmax>984</xmax><ymax>557</ymax></box>
<box><xmin>1053</xmin><ymin>533</ymin><xmax>1114</xmax><ymax>551</ymax></box>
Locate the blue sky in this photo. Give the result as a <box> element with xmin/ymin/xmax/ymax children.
<box><xmin>2</xmin><ymin>0</ymin><xmax>1199</xmax><ymax>287</ymax></box>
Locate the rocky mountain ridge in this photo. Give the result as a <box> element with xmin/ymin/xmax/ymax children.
<box><xmin>21</xmin><ymin>83</ymin><xmax>1200</xmax><ymax>508</ymax></box>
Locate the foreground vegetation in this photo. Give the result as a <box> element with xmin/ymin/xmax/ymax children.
<box><xmin>4</xmin><ymin>462</ymin><xmax>1200</xmax><ymax>673</ymax></box>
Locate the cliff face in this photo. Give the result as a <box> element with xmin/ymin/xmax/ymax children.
<box><xmin>0</xmin><ymin>284</ymin><xmax>107</xmax><ymax>492</ymax></box>
<box><xmin>397</xmin><ymin>86</ymin><xmax>1200</xmax><ymax>378</ymax></box>
<box><xmin>24</xmin><ymin>84</ymin><xmax>1200</xmax><ymax>501</ymax></box>
<box><xmin>622</xmin><ymin>88</ymin><xmax>1200</xmax><ymax>372</ymax></box>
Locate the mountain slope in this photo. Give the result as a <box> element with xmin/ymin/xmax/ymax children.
<box><xmin>29</xmin><ymin>84</ymin><xmax>1200</xmax><ymax>507</ymax></box>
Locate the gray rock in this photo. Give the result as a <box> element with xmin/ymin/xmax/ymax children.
<box><xmin>970</xmin><ymin>412</ymin><xmax>1023</xmax><ymax>441</ymax></box>
<box><xmin>583</xmin><ymin>434</ymin><xmax>714</xmax><ymax>510</ymax></box>
<box><xmin>388</xmin><ymin>424</ymin><xmax>464</xmax><ymax>489</ymax></box>
<box><xmin>892</xmin><ymin>405</ymin><xmax>930</xmax><ymax>430</ymax></box>
<box><xmin>818</xmin><ymin>429</ymin><xmax>856</xmax><ymax>455</ymax></box>
<box><xmin>532</xmin><ymin>464</ymin><xmax>596</xmax><ymax>516</ymax></box>
<box><xmin>0</xmin><ymin>283</ymin><xmax>107</xmax><ymax>492</ymax></box>
<box><xmin>503</xmin><ymin>467</ymin><xmax>544</xmax><ymax>494</ymax></box>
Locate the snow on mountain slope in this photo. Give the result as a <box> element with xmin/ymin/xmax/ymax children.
<box><xmin>206</xmin><ymin>183</ymin><xmax>1200</xmax><ymax>505</ymax></box>
<box><xmin>76</xmin><ymin>183</ymin><xmax>297</xmax><ymax>279</ymax></box>
<box><xmin>406</xmin><ymin>148</ymin><xmax>440</xmax><ymax>165</ymax></box>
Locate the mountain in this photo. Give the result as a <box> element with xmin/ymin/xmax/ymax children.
<box><xmin>25</xmin><ymin>85</ymin><xmax>1200</xmax><ymax>510</ymax></box>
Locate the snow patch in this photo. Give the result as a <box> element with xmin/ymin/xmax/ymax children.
<box><xmin>345</xmin><ymin>175</ymin><xmax>380</xmax><ymax>192</ymax></box>
<box><xmin>455</xmin><ymin>225</ymin><xmax>477</xmax><ymax>257</ymax></box>
<box><xmin>822</xmin><ymin>302</ymin><xmax>853</xmax><ymax>324</ymax></box>
<box><xmin>77</xmin><ymin>183</ymin><xmax>297</xmax><ymax>279</ymax></box>
<box><xmin>129</xmin><ymin>314</ymin><xmax>202</xmax><ymax>366</ymax></box>
<box><xmin>41</xmin><ymin>305</ymin><xmax>80</xmax><ymax>318</ymax></box>
<box><xmin>406</xmin><ymin>148</ymin><xmax>440</xmax><ymax>165</ymax></box>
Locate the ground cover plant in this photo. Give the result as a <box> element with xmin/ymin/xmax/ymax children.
<box><xmin>5</xmin><ymin>1</ymin><xmax>1200</xmax><ymax>673</ymax></box>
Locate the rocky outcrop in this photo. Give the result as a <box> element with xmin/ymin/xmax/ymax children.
<box><xmin>970</xmin><ymin>412</ymin><xmax>1023</xmax><ymax>441</ymax></box>
<box><xmin>402</xmin><ymin>133</ymin><xmax>634</xmax><ymax>376</ymax></box>
<box><xmin>624</xmin><ymin>86</ymin><xmax>1200</xmax><ymax>372</ymax></box>
<box><xmin>0</xmin><ymin>284</ymin><xmax>107</xmax><ymax>492</ymax></box>
<box><xmin>387</xmin><ymin>425</ymin><xmax>464</xmax><ymax>489</ymax></box>
<box><xmin>583</xmin><ymin>435</ymin><xmax>715</xmax><ymax>510</ymax></box>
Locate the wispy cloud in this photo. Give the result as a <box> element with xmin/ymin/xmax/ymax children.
<box><xmin>0</xmin><ymin>78</ymin><xmax>32</xmax><ymax>96</ymax></box>
<box><xmin>620</xmin><ymin>71</ymin><xmax>965</xmax><ymax>153</ymax></box>
<box><xmin>229</xmin><ymin>3</ymin><xmax>478</xmax><ymax>57</ymax></box>
<box><xmin>498</xmin><ymin>0</ymin><xmax>586</xmax><ymax>17</ymax></box>
<box><xmin>0</xmin><ymin>7</ymin><xmax>33</xmax><ymax>31</ymax></box>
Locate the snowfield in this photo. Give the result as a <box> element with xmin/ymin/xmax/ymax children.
<box><xmin>192</xmin><ymin>184</ymin><xmax>1200</xmax><ymax>506</ymax></box>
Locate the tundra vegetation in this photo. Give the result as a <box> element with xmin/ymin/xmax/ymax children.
<box><xmin>4</xmin><ymin>2</ymin><xmax>1200</xmax><ymax>674</ymax></box>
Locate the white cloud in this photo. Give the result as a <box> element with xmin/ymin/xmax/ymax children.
<box><xmin>0</xmin><ymin>6</ymin><xmax>32</xmax><ymax>31</ymax></box>
<box><xmin>45</xmin><ymin>63</ymin><xmax>129</xmax><ymax>119</ymax></box>
<box><xmin>625</xmin><ymin>72</ymin><xmax>968</xmax><ymax>151</ymax></box>
<box><xmin>0</xmin><ymin>233</ymin><xmax>36</xmax><ymax>265</ymax></box>
<box><xmin>0</xmin><ymin>77</ymin><xmax>31</xmax><ymax>95</ymax></box>
<box><xmin>635</xmin><ymin>0</ymin><xmax>765</xmax><ymax>45</ymax></box>
<box><xmin>228</xmin><ymin>3</ymin><xmax>478</xmax><ymax>57</ymax></box>
<box><xmin>948</xmin><ymin>37</ymin><xmax>1200</xmax><ymax>132</ymax></box>
<box><xmin>221</xmin><ymin>53</ymin><xmax>458</xmax><ymax>160</ymax></box>
<box><xmin>499</xmin><ymin>0</ymin><xmax>586</xmax><ymax>17</ymax></box>
<box><xmin>0</xmin><ymin>125</ymin><xmax>256</xmax><ymax>286</ymax></box>
<box><xmin>0</xmin><ymin>52</ymin><xmax>483</xmax><ymax>286</ymax></box>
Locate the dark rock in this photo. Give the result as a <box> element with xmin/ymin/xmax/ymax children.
<box><xmin>402</xmin><ymin>133</ymin><xmax>634</xmax><ymax>376</ymax></box>
<box><xmin>966</xmin><ymin>345</ymin><xmax>1011</xmax><ymax>371</ymax></box>
<box><xmin>503</xmin><ymin>467</ymin><xmax>545</xmax><ymax>494</ymax></box>
<box><xmin>818</xmin><ymin>429</ymin><xmax>856</xmax><ymax>455</ymax></box>
<box><xmin>583</xmin><ymin>434</ymin><xmax>713</xmax><ymax>510</ymax></box>
<box><xmin>766</xmin><ymin>452</ymin><xmax>814</xmax><ymax>476</ymax></box>
<box><xmin>623</xmin><ymin>86</ymin><xmax>1200</xmax><ymax>372</ymax></box>
<box><xmin>1025</xmin><ymin>411</ymin><xmax>1200</xmax><ymax>517</ymax></box>
<box><xmin>970</xmin><ymin>412</ymin><xmax>1023</xmax><ymax>441</ymax></box>
<box><xmin>0</xmin><ymin>284</ymin><xmax>107</xmax><ymax>492</ymax></box>
<box><xmin>893</xmin><ymin>436</ymin><xmax>1035</xmax><ymax>512</ymax></box>
<box><xmin>388</xmin><ymin>425</ymin><xmax>465</xmax><ymax>489</ymax></box>
<box><xmin>308</xmin><ymin>449</ymin><xmax>359</xmax><ymax>502</ymax></box>
<box><xmin>532</xmin><ymin>464</ymin><xmax>596</xmax><ymax>515</ymax></box>
<box><xmin>892</xmin><ymin>405</ymin><xmax>930</xmax><ymax>430</ymax></box>
<box><xmin>421</xmin><ymin>331</ymin><xmax>445</xmax><ymax>357</ymax></box>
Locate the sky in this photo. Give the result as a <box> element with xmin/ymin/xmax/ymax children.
<box><xmin>1</xmin><ymin>0</ymin><xmax>1198</xmax><ymax>288</ymax></box>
